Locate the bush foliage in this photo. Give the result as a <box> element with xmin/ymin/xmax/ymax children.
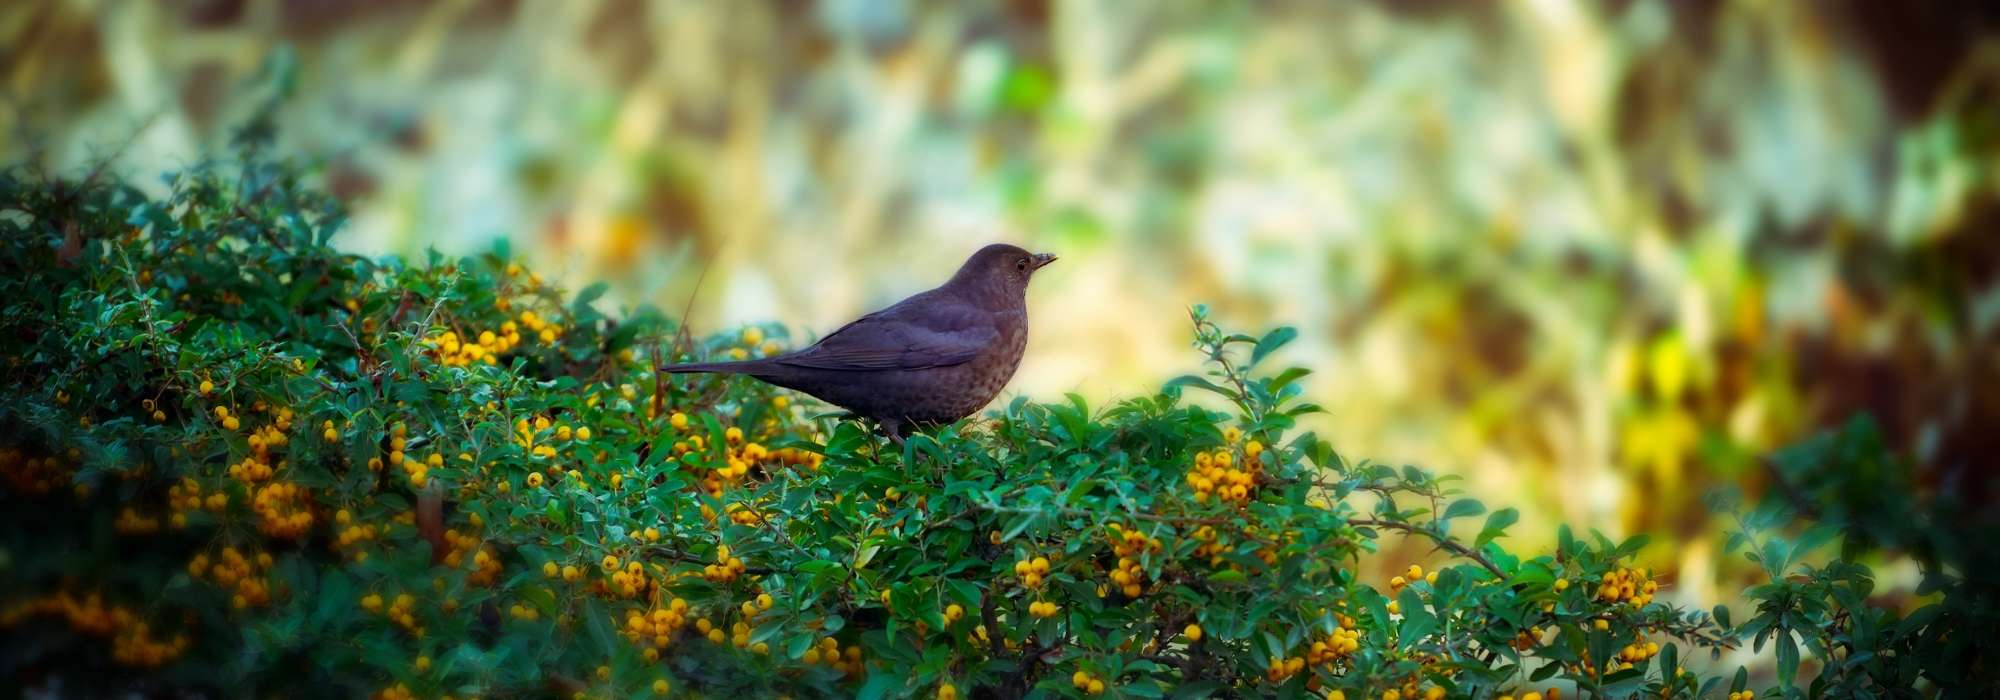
<box><xmin>0</xmin><ymin>147</ymin><xmax>1988</xmax><ymax>699</ymax></box>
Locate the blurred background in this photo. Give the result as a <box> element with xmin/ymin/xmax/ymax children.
<box><xmin>6</xmin><ymin>0</ymin><xmax>1997</xmax><ymax>626</ymax></box>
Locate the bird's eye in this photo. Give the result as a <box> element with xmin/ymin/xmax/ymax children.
<box><xmin>1016</xmin><ymin>259</ymin><xmax>1029</xmax><ymax>271</ymax></box>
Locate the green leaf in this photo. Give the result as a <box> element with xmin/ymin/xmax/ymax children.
<box><xmin>1249</xmin><ymin>326</ymin><xmax>1297</xmax><ymax>367</ymax></box>
<box><xmin>856</xmin><ymin>670</ymin><xmax>903</xmax><ymax>700</ymax></box>
<box><xmin>1476</xmin><ymin>508</ymin><xmax>1519</xmax><ymax>547</ymax></box>
<box><xmin>573</xmin><ymin>282</ymin><xmax>608</xmax><ymax>310</ymax></box>
<box><xmin>1165</xmin><ymin>374</ymin><xmax>1233</xmax><ymax>398</ymax></box>
<box><xmin>1443</xmin><ymin>498</ymin><xmax>1485</xmax><ymax>521</ymax></box>
<box><xmin>1397</xmin><ymin>587</ymin><xmax>1437</xmax><ymax>648</ymax></box>
<box><xmin>999</xmin><ymin>512</ymin><xmax>1038</xmax><ymax>543</ymax></box>
<box><xmin>1659</xmin><ymin>642</ymin><xmax>1679</xmax><ymax>685</ymax></box>
<box><xmin>1776</xmin><ymin>630</ymin><xmax>1799</xmax><ymax>687</ymax></box>
<box><xmin>583</xmin><ymin>598</ymin><xmax>616</xmax><ymax>655</ymax></box>
<box><xmin>1170</xmin><ymin>680</ymin><xmax>1225</xmax><ymax>699</ymax></box>
<box><xmin>1268</xmin><ymin>366</ymin><xmax>1311</xmax><ymax>392</ymax></box>
<box><xmin>1599</xmin><ymin>667</ymin><xmax>1647</xmax><ymax>695</ymax></box>
<box><xmin>1206</xmin><ymin>569</ymin><xmax>1248</xmax><ymax>585</ymax></box>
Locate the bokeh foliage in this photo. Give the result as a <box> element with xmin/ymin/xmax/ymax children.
<box><xmin>1</xmin><ymin>132</ymin><xmax>1989</xmax><ymax>697</ymax></box>
<box><xmin>6</xmin><ymin>4</ymin><xmax>1997</xmax><ymax>589</ymax></box>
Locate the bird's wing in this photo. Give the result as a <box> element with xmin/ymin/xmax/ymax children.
<box><xmin>776</xmin><ymin>294</ymin><xmax>998</xmax><ymax>371</ymax></box>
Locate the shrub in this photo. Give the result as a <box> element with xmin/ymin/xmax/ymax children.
<box><xmin>0</xmin><ymin>148</ymin><xmax>1986</xmax><ymax>698</ymax></box>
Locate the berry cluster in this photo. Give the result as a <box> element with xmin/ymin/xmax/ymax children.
<box><xmin>1103</xmin><ymin>523</ymin><xmax>1161</xmax><ymax>598</ymax></box>
<box><xmin>1070</xmin><ymin>669</ymin><xmax>1108</xmax><ymax>694</ymax></box>
<box><xmin>0</xmin><ymin>447</ymin><xmax>66</xmax><ymax>495</ymax></box>
<box><xmin>703</xmin><ymin>544</ymin><xmax>749</xmax><ymax>583</ymax></box>
<box><xmin>250</xmin><ymin>481</ymin><xmax>314</xmax><ymax>539</ymax></box>
<box><xmin>189</xmin><ymin>546</ymin><xmax>277</xmax><ymax>609</ymax></box>
<box><xmin>332</xmin><ymin>508</ymin><xmax>379</xmax><ymax>561</ymax></box>
<box><xmin>1596</xmin><ymin>566</ymin><xmax>1659</xmax><ymax>606</ymax></box>
<box><xmin>361</xmin><ymin>591</ymin><xmax>424</xmax><ymax>636</ymax></box>
<box><xmin>113</xmin><ymin>506</ymin><xmax>162</xmax><ymax>535</ymax></box>
<box><xmin>0</xmin><ymin>592</ymin><xmax>190</xmax><ymax>668</ymax></box>
<box><xmin>799</xmin><ymin>635</ymin><xmax>863</xmax><ymax>675</ymax></box>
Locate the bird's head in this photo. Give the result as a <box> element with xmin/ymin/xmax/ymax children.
<box><xmin>946</xmin><ymin>243</ymin><xmax>1056</xmax><ymax>304</ymax></box>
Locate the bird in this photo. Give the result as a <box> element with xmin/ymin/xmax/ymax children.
<box><xmin>664</xmin><ymin>243</ymin><xmax>1057</xmax><ymax>442</ymax></box>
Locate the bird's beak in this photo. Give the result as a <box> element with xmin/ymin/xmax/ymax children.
<box><xmin>1031</xmin><ymin>253</ymin><xmax>1057</xmax><ymax>270</ymax></box>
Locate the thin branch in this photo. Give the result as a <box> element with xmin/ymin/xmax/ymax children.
<box><xmin>1346</xmin><ymin>518</ymin><xmax>1505</xmax><ymax>580</ymax></box>
<box><xmin>1760</xmin><ymin>456</ymin><xmax>1820</xmax><ymax>520</ymax></box>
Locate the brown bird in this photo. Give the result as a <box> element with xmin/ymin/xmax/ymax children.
<box><xmin>665</xmin><ymin>243</ymin><xmax>1056</xmax><ymax>441</ymax></box>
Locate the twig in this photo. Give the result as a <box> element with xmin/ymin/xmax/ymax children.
<box><xmin>1346</xmin><ymin>518</ymin><xmax>1505</xmax><ymax>580</ymax></box>
<box><xmin>974</xmin><ymin>503</ymin><xmax>1229</xmax><ymax>528</ymax></box>
<box><xmin>641</xmin><ymin>544</ymin><xmax>779</xmax><ymax>577</ymax></box>
<box><xmin>1760</xmin><ymin>456</ymin><xmax>1820</xmax><ymax>520</ymax></box>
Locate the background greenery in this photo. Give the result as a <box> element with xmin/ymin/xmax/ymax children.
<box><xmin>2</xmin><ymin>0</ymin><xmax>1996</xmax><ymax>695</ymax></box>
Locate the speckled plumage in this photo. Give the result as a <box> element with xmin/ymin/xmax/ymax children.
<box><xmin>664</xmin><ymin>244</ymin><xmax>1055</xmax><ymax>439</ymax></box>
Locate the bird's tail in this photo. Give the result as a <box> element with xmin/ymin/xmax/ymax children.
<box><xmin>661</xmin><ymin>360</ymin><xmax>772</xmax><ymax>375</ymax></box>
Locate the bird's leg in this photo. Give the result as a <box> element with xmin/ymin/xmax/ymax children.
<box><xmin>879</xmin><ymin>418</ymin><xmax>907</xmax><ymax>448</ymax></box>
<box><xmin>874</xmin><ymin>417</ymin><xmax>931</xmax><ymax>469</ymax></box>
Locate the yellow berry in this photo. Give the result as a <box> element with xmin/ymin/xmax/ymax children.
<box><xmin>1184</xmin><ymin>623</ymin><xmax>1203</xmax><ymax>641</ymax></box>
<box><xmin>652</xmin><ymin>679</ymin><xmax>669</xmax><ymax>695</ymax></box>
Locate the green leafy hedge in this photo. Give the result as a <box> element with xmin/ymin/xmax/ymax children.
<box><xmin>0</xmin><ymin>149</ymin><xmax>1987</xmax><ymax>699</ymax></box>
